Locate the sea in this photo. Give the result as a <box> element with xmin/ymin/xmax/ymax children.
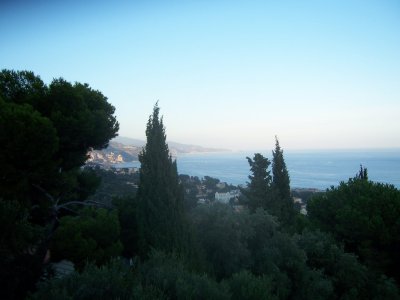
<box><xmin>115</xmin><ymin>149</ymin><xmax>400</xmax><ymax>190</ymax></box>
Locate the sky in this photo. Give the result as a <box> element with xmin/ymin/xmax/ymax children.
<box><xmin>1</xmin><ymin>0</ymin><xmax>399</xmax><ymax>151</ymax></box>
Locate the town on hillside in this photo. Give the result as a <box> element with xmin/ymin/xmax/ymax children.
<box><xmin>85</xmin><ymin>160</ymin><xmax>312</xmax><ymax>214</ymax></box>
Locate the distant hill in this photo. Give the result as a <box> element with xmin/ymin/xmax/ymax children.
<box><xmin>87</xmin><ymin>141</ymin><xmax>141</xmax><ymax>165</ymax></box>
<box><xmin>112</xmin><ymin>136</ymin><xmax>146</xmax><ymax>147</ymax></box>
<box><xmin>87</xmin><ymin>136</ymin><xmax>230</xmax><ymax>165</ymax></box>
<box><xmin>112</xmin><ymin>136</ymin><xmax>229</xmax><ymax>155</ymax></box>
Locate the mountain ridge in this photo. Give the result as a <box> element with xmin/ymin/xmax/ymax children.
<box><xmin>112</xmin><ymin>136</ymin><xmax>230</xmax><ymax>154</ymax></box>
<box><xmin>87</xmin><ymin>136</ymin><xmax>230</xmax><ymax>165</ymax></box>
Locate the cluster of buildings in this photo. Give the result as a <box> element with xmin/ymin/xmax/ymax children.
<box><xmin>184</xmin><ymin>178</ymin><xmax>241</xmax><ymax>206</ymax></box>
<box><xmin>111</xmin><ymin>167</ymin><xmax>139</xmax><ymax>175</ymax></box>
<box><xmin>87</xmin><ymin>151</ymin><xmax>124</xmax><ymax>164</ymax></box>
<box><xmin>215</xmin><ymin>190</ymin><xmax>240</xmax><ymax>204</ymax></box>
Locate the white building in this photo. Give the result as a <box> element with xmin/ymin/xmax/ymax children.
<box><xmin>215</xmin><ymin>192</ymin><xmax>232</xmax><ymax>204</ymax></box>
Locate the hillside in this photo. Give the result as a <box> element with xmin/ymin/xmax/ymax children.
<box><xmin>87</xmin><ymin>136</ymin><xmax>229</xmax><ymax>164</ymax></box>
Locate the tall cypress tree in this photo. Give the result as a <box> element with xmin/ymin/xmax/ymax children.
<box><xmin>244</xmin><ymin>153</ymin><xmax>273</xmax><ymax>212</ymax></box>
<box><xmin>271</xmin><ymin>136</ymin><xmax>294</xmax><ymax>225</ymax></box>
<box><xmin>136</xmin><ymin>103</ymin><xmax>186</xmax><ymax>256</ymax></box>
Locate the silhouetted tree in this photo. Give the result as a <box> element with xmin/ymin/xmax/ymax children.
<box><xmin>0</xmin><ymin>69</ymin><xmax>119</xmax><ymax>214</ymax></box>
<box><xmin>272</xmin><ymin>136</ymin><xmax>295</xmax><ymax>226</ymax></box>
<box><xmin>0</xmin><ymin>69</ymin><xmax>119</xmax><ymax>299</ymax></box>
<box><xmin>136</xmin><ymin>103</ymin><xmax>187</xmax><ymax>256</ymax></box>
<box><xmin>244</xmin><ymin>153</ymin><xmax>272</xmax><ymax>212</ymax></box>
<box><xmin>356</xmin><ymin>164</ymin><xmax>368</xmax><ymax>180</ymax></box>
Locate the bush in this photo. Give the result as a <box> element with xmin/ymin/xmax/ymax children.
<box><xmin>30</xmin><ymin>260</ymin><xmax>151</xmax><ymax>300</ymax></box>
<box><xmin>139</xmin><ymin>250</ymin><xmax>230</xmax><ymax>300</ymax></box>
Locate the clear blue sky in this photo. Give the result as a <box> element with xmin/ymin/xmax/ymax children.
<box><xmin>1</xmin><ymin>0</ymin><xmax>399</xmax><ymax>150</ymax></box>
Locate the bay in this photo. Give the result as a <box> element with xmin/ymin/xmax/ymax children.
<box><xmin>116</xmin><ymin>149</ymin><xmax>400</xmax><ymax>190</ymax></box>
<box><xmin>177</xmin><ymin>149</ymin><xmax>400</xmax><ymax>190</ymax></box>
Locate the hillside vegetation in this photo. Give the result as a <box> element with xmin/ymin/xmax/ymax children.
<box><xmin>1</xmin><ymin>70</ymin><xmax>399</xmax><ymax>300</ymax></box>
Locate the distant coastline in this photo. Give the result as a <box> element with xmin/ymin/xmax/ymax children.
<box><xmin>103</xmin><ymin>149</ymin><xmax>399</xmax><ymax>190</ymax></box>
<box><xmin>177</xmin><ymin>149</ymin><xmax>400</xmax><ymax>189</ymax></box>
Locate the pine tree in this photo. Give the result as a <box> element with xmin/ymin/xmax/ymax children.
<box><xmin>271</xmin><ymin>136</ymin><xmax>294</xmax><ymax>225</ymax></box>
<box><xmin>136</xmin><ymin>103</ymin><xmax>186</xmax><ymax>256</ymax></box>
<box><xmin>244</xmin><ymin>153</ymin><xmax>273</xmax><ymax>212</ymax></box>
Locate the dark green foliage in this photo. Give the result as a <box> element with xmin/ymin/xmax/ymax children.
<box><xmin>0</xmin><ymin>98</ymin><xmax>59</xmax><ymax>204</ymax></box>
<box><xmin>203</xmin><ymin>176</ymin><xmax>220</xmax><ymax>190</ymax></box>
<box><xmin>245</xmin><ymin>208</ymin><xmax>279</xmax><ymax>272</ymax></box>
<box><xmin>32</xmin><ymin>251</ymin><xmax>231</xmax><ymax>300</ymax></box>
<box><xmin>252</xmin><ymin>230</ymin><xmax>323</xmax><ymax>299</ymax></box>
<box><xmin>136</xmin><ymin>103</ymin><xmax>187</xmax><ymax>256</ymax></box>
<box><xmin>226</xmin><ymin>269</ymin><xmax>333</xmax><ymax>300</ymax></box>
<box><xmin>189</xmin><ymin>204</ymin><xmax>339</xmax><ymax>299</ymax></box>
<box><xmin>226</xmin><ymin>271</ymin><xmax>277</xmax><ymax>300</ymax></box>
<box><xmin>179</xmin><ymin>174</ymin><xmax>200</xmax><ymax>210</ymax></box>
<box><xmin>243</xmin><ymin>140</ymin><xmax>296</xmax><ymax>229</ymax></box>
<box><xmin>0</xmin><ymin>69</ymin><xmax>119</xmax><ymax>210</ymax></box>
<box><xmin>46</xmin><ymin>79</ymin><xmax>118</xmax><ymax>170</ymax></box>
<box><xmin>190</xmin><ymin>203</ymin><xmax>252</xmax><ymax>279</ymax></box>
<box><xmin>140</xmin><ymin>250</ymin><xmax>230</xmax><ymax>300</ymax></box>
<box><xmin>0</xmin><ymin>70</ymin><xmax>46</xmax><ymax>107</ymax></box>
<box><xmin>51</xmin><ymin>207</ymin><xmax>123</xmax><ymax>270</ymax></box>
<box><xmin>0</xmin><ymin>69</ymin><xmax>119</xmax><ymax>297</ymax></box>
<box><xmin>0</xmin><ymin>70</ymin><xmax>118</xmax><ymax>171</ymax></box>
<box><xmin>298</xmin><ymin>230</ymin><xmax>399</xmax><ymax>299</ymax></box>
<box><xmin>0</xmin><ymin>200</ymin><xmax>44</xmax><ymax>300</ymax></box>
<box><xmin>3</xmin><ymin>70</ymin><xmax>400</xmax><ymax>299</ymax></box>
<box><xmin>244</xmin><ymin>209</ymin><xmax>328</xmax><ymax>300</ymax></box>
<box><xmin>88</xmin><ymin>167</ymin><xmax>139</xmax><ymax>205</ymax></box>
<box><xmin>243</xmin><ymin>153</ymin><xmax>272</xmax><ymax>211</ymax></box>
<box><xmin>113</xmin><ymin>196</ymin><xmax>140</xmax><ymax>258</ymax></box>
<box><xmin>272</xmin><ymin>137</ymin><xmax>295</xmax><ymax>226</ymax></box>
<box><xmin>245</xmin><ymin>222</ymin><xmax>337</xmax><ymax>299</ymax></box>
<box><xmin>0</xmin><ymin>200</ymin><xmax>41</xmax><ymax>258</ymax></box>
<box><xmin>272</xmin><ymin>137</ymin><xmax>291</xmax><ymax>201</ymax></box>
<box><xmin>29</xmin><ymin>260</ymin><xmax>161</xmax><ymax>300</ymax></box>
<box><xmin>72</xmin><ymin>168</ymin><xmax>102</xmax><ymax>203</ymax></box>
<box><xmin>307</xmin><ymin>172</ymin><xmax>400</xmax><ymax>282</ymax></box>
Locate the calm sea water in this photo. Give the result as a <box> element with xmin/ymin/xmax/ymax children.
<box><xmin>116</xmin><ymin>149</ymin><xmax>400</xmax><ymax>190</ymax></box>
<box><xmin>177</xmin><ymin>149</ymin><xmax>400</xmax><ymax>190</ymax></box>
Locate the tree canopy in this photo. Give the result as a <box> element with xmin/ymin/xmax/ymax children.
<box><xmin>0</xmin><ymin>70</ymin><xmax>119</xmax><ymax>213</ymax></box>
<box><xmin>0</xmin><ymin>69</ymin><xmax>119</xmax><ymax>299</ymax></box>
<box><xmin>308</xmin><ymin>168</ymin><xmax>400</xmax><ymax>283</ymax></box>
<box><xmin>51</xmin><ymin>207</ymin><xmax>123</xmax><ymax>271</ymax></box>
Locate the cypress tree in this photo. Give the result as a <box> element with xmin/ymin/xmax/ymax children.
<box><xmin>244</xmin><ymin>153</ymin><xmax>273</xmax><ymax>212</ymax></box>
<box><xmin>136</xmin><ymin>103</ymin><xmax>186</xmax><ymax>256</ymax></box>
<box><xmin>271</xmin><ymin>136</ymin><xmax>294</xmax><ymax>225</ymax></box>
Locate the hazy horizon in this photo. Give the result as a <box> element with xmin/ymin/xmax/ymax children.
<box><xmin>115</xmin><ymin>135</ymin><xmax>400</xmax><ymax>153</ymax></box>
<box><xmin>1</xmin><ymin>0</ymin><xmax>399</xmax><ymax>150</ymax></box>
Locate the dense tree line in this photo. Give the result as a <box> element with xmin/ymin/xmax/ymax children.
<box><xmin>1</xmin><ymin>70</ymin><xmax>399</xmax><ymax>299</ymax></box>
<box><xmin>85</xmin><ymin>166</ymin><xmax>139</xmax><ymax>205</ymax></box>
<box><xmin>308</xmin><ymin>167</ymin><xmax>400</xmax><ymax>284</ymax></box>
